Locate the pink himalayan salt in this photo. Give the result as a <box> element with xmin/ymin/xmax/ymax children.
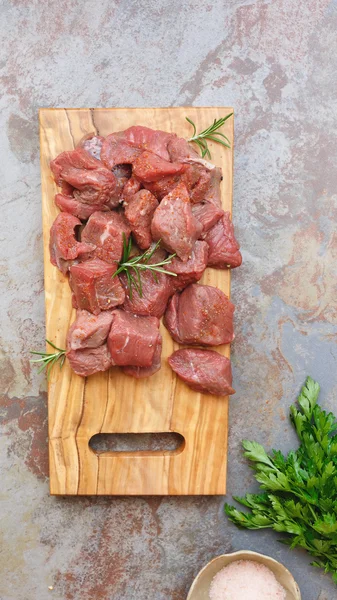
<box><xmin>209</xmin><ymin>560</ymin><xmax>286</xmax><ymax>600</ymax></box>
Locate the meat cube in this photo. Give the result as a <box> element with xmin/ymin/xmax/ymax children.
<box><xmin>55</xmin><ymin>193</ymin><xmax>109</xmax><ymax>221</ymax></box>
<box><xmin>81</xmin><ymin>211</ymin><xmax>131</xmax><ymax>264</ymax></box>
<box><xmin>66</xmin><ymin>310</ymin><xmax>114</xmax><ymax>350</ymax></box>
<box><xmin>132</xmin><ymin>151</ymin><xmax>185</xmax><ymax>183</ymax></box>
<box><xmin>122</xmin><ymin>176</ymin><xmax>141</xmax><ymax>199</ymax></box>
<box><xmin>50</xmin><ymin>148</ymin><xmax>117</xmax><ymax>206</ymax></box>
<box><xmin>70</xmin><ymin>259</ymin><xmax>125</xmax><ymax>314</ymax></box>
<box><xmin>108</xmin><ymin>164</ymin><xmax>133</xmax><ymax>208</ymax></box>
<box><xmin>181</xmin><ymin>164</ymin><xmax>212</xmax><ymax>203</ymax></box>
<box><xmin>151</xmin><ymin>182</ymin><xmax>202</xmax><ymax>261</ymax></box>
<box><xmin>203</xmin><ymin>167</ymin><xmax>223</xmax><ymax>206</ymax></box>
<box><xmin>121</xmin><ymin>248</ymin><xmax>173</xmax><ymax>318</ymax></box>
<box><xmin>192</xmin><ymin>201</ymin><xmax>224</xmax><ymax>237</ymax></box>
<box><xmin>124</xmin><ymin>190</ymin><xmax>158</xmax><ymax>249</ymax></box>
<box><xmin>204</xmin><ymin>212</ymin><xmax>242</xmax><ymax>269</ymax></box>
<box><xmin>168</xmin><ymin>349</ymin><xmax>235</xmax><ymax>396</ymax></box>
<box><xmin>123</xmin><ymin>126</ymin><xmax>175</xmax><ymax>161</ymax></box>
<box><xmin>167</xmin><ymin>136</ymin><xmax>200</xmax><ymax>162</ymax></box>
<box><xmin>49</xmin><ymin>213</ymin><xmax>95</xmax><ymax>274</ymax></box>
<box><xmin>122</xmin><ymin>337</ymin><xmax>162</xmax><ymax>378</ymax></box>
<box><xmin>169</xmin><ymin>240</ymin><xmax>209</xmax><ymax>290</ymax></box>
<box><xmin>143</xmin><ymin>174</ymin><xmax>181</xmax><ymax>200</ymax></box>
<box><xmin>66</xmin><ymin>344</ymin><xmax>112</xmax><ymax>377</ymax></box>
<box><xmin>164</xmin><ymin>284</ymin><xmax>235</xmax><ymax>346</ymax></box>
<box><xmin>101</xmin><ymin>132</ymin><xmax>142</xmax><ymax>169</ymax></box>
<box><xmin>77</xmin><ymin>133</ymin><xmax>104</xmax><ymax>160</ymax></box>
<box><xmin>107</xmin><ymin>310</ymin><xmax>161</xmax><ymax>367</ymax></box>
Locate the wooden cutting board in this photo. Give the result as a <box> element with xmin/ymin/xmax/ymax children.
<box><xmin>39</xmin><ymin>107</ymin><xmax>234</xmax><ymax>495</ymax></box>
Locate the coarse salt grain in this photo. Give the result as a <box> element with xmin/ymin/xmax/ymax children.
<box><xmin>209</xmin><ymin>560</ymin><xmax>287</xmax><ymax>600</ymax></box>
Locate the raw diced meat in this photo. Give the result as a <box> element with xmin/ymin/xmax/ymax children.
<box><xmin>108</xmin><ymin>164</ymin><xmax>133</xmax><ymax>208</ymax></box>
<box><xmin>124</xmin><ymin>190</ymin><xmax>158</xmax><ymax>249</ymax></box>
<box><xmin>192</xmin><ymin>201</ymin><xmax>224</xmax><ymax>236</ymax></box>
<box><xmin>203</xmin><ymin>167</ymin><xmax>223</xmax><ymax>206</ymax></box>
<box><xmin>66</xmin><ymin>344</ymin><xmax>112</xmax><ymax>377</ymax></box>
<box><xmin>132</xmin><ymin>151</ymin><xmax>186</xmax><ymax>183</ymax></box>
<box><xmin>204</xmin><ymin>212</ymin><xmax>242</xmax><ymax>269</ymax></box>
<box><xmin>107</xmin><ymin>310</ymin><xmax>161</xmax><ymax>367</ymax></box>
<box><xmin>78</xmin><ymin>132</ymin><xmax>104</xmax><ymax>160</ymax></box>
<box><xmin>168</xmin><ymin>349</ymin><xmax>235</xmax><ymax>396</ymax></box>
<box><xmin>81</xmin><ymin>211</ymin><xmax>131</xmax><ymax>264</ymax></box>
<box><xmin>168</xmin><ymin>241</ymin><xmax>209</xmax><ymax>290</ymax></box>
<box><xmin>121</xmin><ymin>248</ymin><xmax>174</xmax><ymax>318</ymax></box>
<box><xmin>181</xmin><ymin>164</ymin><xmax>212</xmax><ymax>203</ymax></box>
<box><xmin>122</xmin><ymin>176</ymin><xmax>141</xmax><ymax>199</ymax></box>
<box><xmin>49</xmin><ymin>213</ymin><xmax>95</xmax><ymax>274</ymax></box>
<box><xmin>167</xmin><ymin>136</ymin><xmax>200</xmax><ymax>162</ymax></box>
<box><xmin>50</xmin><ymin>148</ymin><xmax>117</xmax><ymax>206</ymax></box>
<box><xmin>66</xmin><ymin>310</ymin><xmax>114</xmax><ymax>350</ymax></box>
<box><xmin>122</xmin><ymin>337</ymin><xmax>162</xmax><ymax>378</ymax></box>
<box><xmin>55</xmin><ymin>193</ymin><xmax>109</xmax><ymax>221</ymax></box>
<box><xmin>164</xmin><ymin>284</ymin><xmax>235</xmax><ymax>345</ymax></box>
<box><xmin>101</xmin><ymin>132</ymin><xmax>142</xmax><ymax>169</ymax></box>
<box><xmin>143</xmin><ymin>174</ymin><xmax>181</xmax><ymax>200</ymax></box>
<box><xmin>151</xmin><ymin>182</ymin><xmax>202</xmax><ymax>261</ymax></box>
<box><xmin>70</xmin><ymin>259</ymin><xmax>125</xmax><ymax>314</ymax></box>
<box><xmin>123</xmin><ymin>126</ymin><xmax>175</xmax><ymax>161</ymax></box>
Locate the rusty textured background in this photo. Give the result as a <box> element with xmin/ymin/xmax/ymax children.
<box><xmin>1</xmin><ymin>1</ymin><xmax>337</xmax><ymax>599</ymax></box>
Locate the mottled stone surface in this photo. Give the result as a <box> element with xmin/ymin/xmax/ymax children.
<box><xmin>1</xmin><ymin>1</ymin><xmax>337</xmax><ymax>598</ymax></box>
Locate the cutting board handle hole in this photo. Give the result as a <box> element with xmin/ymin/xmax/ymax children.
<box><xmin>89</xmin><ymin>432</ymin><xmax>185</xmax><ymax>455</ymax></box>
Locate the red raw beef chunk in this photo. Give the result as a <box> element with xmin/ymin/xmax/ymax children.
<box><xmin>66</xmin><ymin>310</ymin><xmax>114</xmax><ymax>350</ymax></box>
<box><xmin>121</xmin><ymin>248</ymin><xmax>173</xmax><ymax>318</ymax></box>
<box><xmin>164</xmin><ymin>284</ymin><xmax>235</xmax><ymax>346</ymax></box>
<box><xmin>81</xmin><ymin>211</ymin><xmax>131</xmax><ymax>264</ymax></box>
<box><xmin>70</xmin><ymin>259</ymin><xmax>125</xmax><ymax>314</ymax></box>
<box><xmin>109</xmin><ymin>164</ymin><xmax>133</xmax><ymax>208</ymax></box>
<box><xmin>203</xmin><ymin>167</ymin><xmax>223</xmax><ymax>206</ymax></box>
<box><xmin>78</xmin><ymin>133</ymin><xmax>105</xmax><ymax>160</ymax></box>
<box><xmin>124</xmin><ymin>190</ymin><xmax>158</xmax><ymax>249</ymax></box>
<box><xmin>50</xmin><ymin>148</ymin><xmax>117</xmax><ymax>206</ymax></box>
<box><xmin>122</xmin><ymin>336</ymin><xmax>162</xmax><ymax>378</ymax></box>
<box><xmin>132</xmin><ymin>151</ymin><xmax>186</xmax><ymax>183</ymax></box>
<box><xmin>151</xmin><ymin>182</ymin><xmax>202</xmax><ymax>261</ymax></box>
<box><xmin>169</xmin><ymin>241</ymin><xmax>208</xmax><ymax>290</ymax></box>
<box><xmin>167</xmin><ymin>136</ymin><xmax>200</xmax><ymax>162</ymax></box>
<box><xmin>55</xmin><ymin>193</ymin><xmax>108</xmax><ymax>221</ymax></box>
<box><xmin>168</xmin><ymin>348</ymin><xmax>235</xmax><ymax>396</ymax></box>
<box><xmin>49</xmin><ymin>213</ymin><xmax>95</xmax><ymax>274</ymax></box>
<box><xmin>107</xmin><ymin>310</ymin><xmax>161</xmax><ymax>367</ymax></box>
<box><xmin>204</xmin><ymin>212</ymin><xmax>242</xmax><ymax>269</ymax></box>
<box><xmin>123</xmin><ymin>126</ymin><xmax>175</xmax><ymax>161</ymax></box>
<box><xmin>143</xmin><ymin>174</ymin><xmax>181</xmax><ymax>200</ymax></box>
<box><xmin>101</xmin><ymin>132</ymin><xmax>142</xmax><ymax>169</ymax></box>
<box><xmin>167</xmin><ymin>136</ymin><xmax>212</xmax><ymax>202</ymax></box>
<box><xmin>192</xmin><ymin>201</ymin><xmax>224</xmax><ymax>236</ymax></box>
<box><xmin>122</xmin><ymin>176</ymin><xmax>141</xmax><ymax>199</ymax></box>
<box><xmin>66</xmin><ymin>344</ymin><xmax>112</xmax><ymax>377</ymax></box>
<box><xmin>181</xmin><ymin>164</ymin><xmax>212</xmax><ymax>203</ymax></box>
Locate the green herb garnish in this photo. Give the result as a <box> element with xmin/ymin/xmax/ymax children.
<box><xmin>225</xmin><ymin>376</ymin><xmax>337</xmax><ymax>584</ymax></box>
<box><xmin>113</xmin><ymin>236</ymin><xmax>177</xmax><ymax>299</ymax></box>
<box><xmin>30</xmin><ymin>339</ymin><xmax>66</xmax><ymax>379</ymax></box>
<box><xmin>186</xmin><ymin>114</ymin><xmax>233</xmax><ymax>159</ymax></box>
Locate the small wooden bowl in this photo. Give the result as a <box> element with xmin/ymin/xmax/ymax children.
<box><xmin>186</xmin><ymin>550</ymin><xmax>301</xmax><ymax>600</ymax></box>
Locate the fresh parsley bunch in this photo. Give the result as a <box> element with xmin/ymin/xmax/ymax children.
<box><xmin>225</xmin><ymin>377</ymin><xmax>337</xmax><ymax>583</ymax></box>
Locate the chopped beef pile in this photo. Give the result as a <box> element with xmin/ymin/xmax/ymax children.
<box><xmin>49</xmin><ymin>125</ymin><xmax>242</xmax><ymax>393</ymax></box>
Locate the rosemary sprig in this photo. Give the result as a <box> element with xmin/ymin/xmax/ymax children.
<box><xmin>113</xmin><ymin>236</ymin><xmax>177</xmax><ymax>299</ymax></box>
<box><xmin>30</xmin><ymin>339</ymin><xmax>66</xmax><ymax>379</ymax></box>
<box><xmin>186</xmin><ymin>113</ymin><xmax>233</xmax><ymax>159</ymax></box>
